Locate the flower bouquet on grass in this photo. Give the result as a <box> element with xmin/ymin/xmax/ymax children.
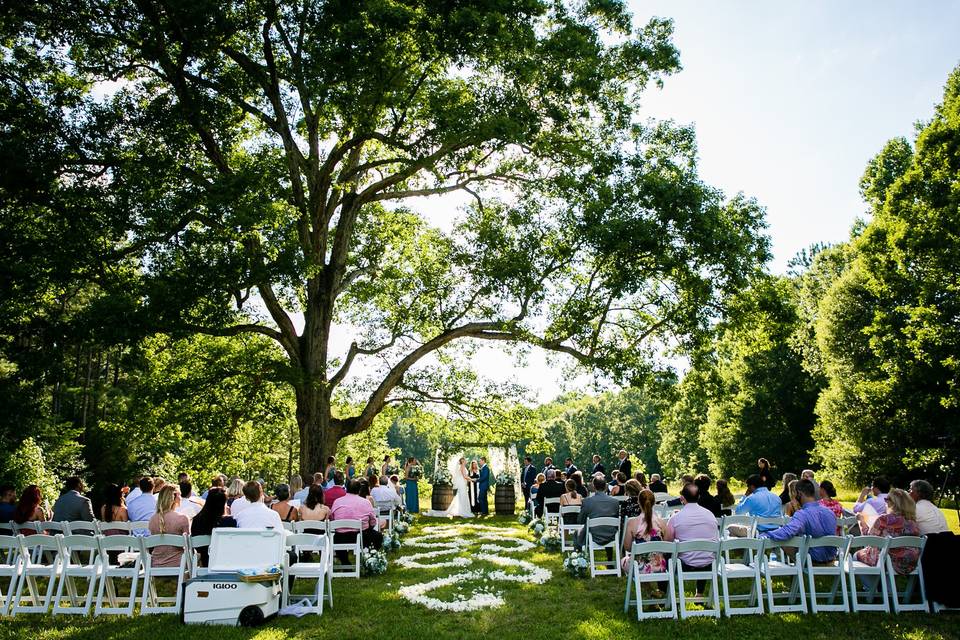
<box><xmin>495</xmin><ymin>472</ymin><xmax>514</xmax><ymax>486</ymax></box>
<box><xmin>517</xmin><ymin>512</ymin><xmax>532</xmax><ymax>525</ymax></box>
<box><xmin>382</xmin><ymin>533</ymin><xmax>402</xmax><ymax>553</ymax></box>
<box><xmin>539</xmin><ymin>532</ymin><xmax>561</xmax><ymax>552</ymax></box>
<box><xmin>393</xmin><ymin>521</ymin><xmax>410</xmax><ymax>536</ymax></box>
<box><xmin>530</xmin><ymin>518</ymin><xmax>545</xmax><ymax>537</ymax></box>
<box><xmin>399</xmin><ymin>512</ymin><xmax>415</xmax><ymax>525</ymax></box>
<box><xmin>361</xmin><ymin>547</ymin><xmax>388</xmax><ymax>576</ymax></box>
<box><xmin>430</xmin><ymin>467</ymin><xmax>452</xmax><ymax>485</ymax></box>
<box><xmin>563</xmin><ymin>551</ymin><xmax>589</xmax><ymax>578</ymax></box>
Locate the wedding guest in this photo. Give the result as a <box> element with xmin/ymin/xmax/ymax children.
<box><xmin>535</xmin><ymin>469</ymin><xmax>564</xmax><ymax>517</ymax></box>
<box><xmin>228</xmin><ymin>477</ymin><xmax>255</xmax><ymax>517</ymax></box>
<box><xmin>853</xmin><ymin>476</ymin><xmax>891</xmax><ymax>516</ymax></box>
<box><xmin>289</xmin><ymin>475</ymin><xmax>304</xmax><ymax>502</ymax></box>
<box><xmin>575</xmin><ymin>476</ymin><xmax>621</xmax><ymax>552</ymax></box>
<box><xmin>734</xmin><ymin>474</ymin><xmax>782</xmax><ymax>535</ymax></box>
<box><xmin>190</xmin><ymin>489</ymin><xmax>236</xmax><ymax>566</ymax></box>
<box><xmin>299</xmin><ymin>484</ymin><xmax>331</xmax><ymax>521</ymax></box>
<box><xmin>13</xmin><ymin>485</ymin><xmax>46</xmax><ymax>524</ymax></box>
<box><xmin>126</xmin><ymin>476</ymin><xmax>143</xmax><ymax>503</ymax></box>
<box><xmin>800</xmin><ymin>469</ymin><xmax>819</xmax><ymax>499</ymax></box>
<box><xmin>99</xmin><ymin>483</ymin><xmax>129</xmax><ymax>534</ymax></box>
<box><xmin>778</xmin><ymin>473</ymin><xmax>797</xmax><ymax>505</ymax></box>
<box><xmin>634</xmin><ymin>472</ymin><xmax>647</xmax><ymax>489</ymax></box>
<box><xmin>909</xmin><ymin>479</ymin><xmax>949</xmax><ymax>535</ymax></box>
<box><xmin>818</xmin><ymin>480</ymin><xmax>844</xmax><ymax>519</ymax></box>
<box><xmin>372</xmin><ymin>476</ymin><xmax>402</xmax><ymax>510</ymax></box>
<box><xmin>591</xmin><ymin>454</ymin><xmax>605</xmax><ymax>478</ymax></box>
<box><xmin>358</xmin><ymin>479</ymin><xmax>376</xmax><ymax>508</ymax></box>
<box><xmin>270</xmin><ymin>483</ymin><xmax>301</xmax><ymax>523</ymax></box>
<box><xmin>153</xmin><ymin>477</ymin><xmax>167</xmax><ymax>494</ymax></box>
<box><xmin>226</xmin><ymin>478</ymin><xmax>245</xmax><ymax>507</ymax></box>
<box><xmin>530</xmin><ymin>473</ymin><xmax>546</xmax><ymax>501</ymax></box>
<box><xmin>201</xmin><ymin>475</ymin><xmax>225</xmax><ymax>500</ymax></box>
<box><xmin>855</xmin><ymin>488</ymin><xmax>921</xmax><ymax>575</ymax></box>
<box><xmin>521</xmin><ymin>456</ymin><xmax>537</xmax><ymax>503</ymax></box>
<box><xmin>0</xmin><ymin>485</ymin><xmax>15</xmax><ymax>523</ymax></box>
<box><xmin>572</xmin><ymin>471</ymin><xmax>588</xmax><ymax>498</ymax></box>
<box><xmin>760</xmin><ymin>479</ymin><xmax>838</xmax><ymax>563</ymax></box>
<box><xmin>389</xmin><ymin>474</ymin><xmax>403</xmax><ymax>499</ymax></box>
<box><xmin>716</xmin><ymin>479</ymin><xmax>736</xmax><ymax>513</ymax></box>
<box><xmin>148</xmin><ymin>485</ymin><xmax>190</xmax><ymax>567</ymax></box>
<box><xmin>610</xmin><ymin>472</ymin><xmax>627</xmax><ymax>496</ymax></box>
<box><xmin>126</xmin><ymin>476</ymin><xmax>158</xmax><ymax>522</ymax></box>
<box><xmin>784</xmin><ymin>480</ymin><xmax>800</xmax><ymax>518</ymax></box>
<box><xmin>52</xmin><ymin>476</ymin><xmax>95</xmax><ymax>522</ymax></box>
<box><xmin>560</xmin><ymin>479</ymin><xmax>582</xmax><ymax>523</ymax></box>
<box><xmin>324</xmin><ymin>471</ymin><xmax>347</xmax><ymax>508</ymax></box>
<box><xmin>234</xmin><ymin>481</ymin><xmax>283</xmax><ymax>530</ymax></box>
<box><xmin>621</xmin><ymin>489</ymin><xmax>667</xmax><ymax>573</ymax></box>
<box><xmin>619</xmin><ymin>479</ymin><xmax>643</xmax><ymax>519</ymax></box>
<box><xmin>758</xmin><ymin>458</ymin><xmax>775</xmax><ymax>489</ymax></box>
<box><xmin>648</xmin><ymin>474</ymin><xmax>668</xmax><ymax>494</ymax></box>
<box><xmin>331</xmin><ymin>480</ymin><xmax>382</xmax><ymax>563</ymax></box>
<box><xmin>177</xmin><ymin>481</ymin><xmax>205</xmax><ymax>519</ymax></box>
<box><xmin>694</xmin><ymin>474</ymin><xmax>722</xmax><ymax>517</ymax></box>
<box><xmin>665</xmin><ymin>483</ymin><xmax>718</xmax><ymax>596</ymax></box>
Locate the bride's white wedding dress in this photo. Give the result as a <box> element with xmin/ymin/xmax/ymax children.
<box><xmin>445</xmin><ymin>461</ymin><xmax>474</xmax><ymax>518</ymax></box>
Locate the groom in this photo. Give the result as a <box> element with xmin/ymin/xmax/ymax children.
<box><xmin>477</xmin><ymin>457</ymin><xmax>490</xmax><ymax>516</ymax></box>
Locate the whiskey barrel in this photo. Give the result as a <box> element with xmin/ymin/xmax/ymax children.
<box><xmin>431</xmin><ymin>483</ymin><xmax>454</xmax><ymax>511</ymax></box>
<box><xmin>495</xmin><ymin>484</ymin><xmax>515</xmax><ymax>515</ymax></box>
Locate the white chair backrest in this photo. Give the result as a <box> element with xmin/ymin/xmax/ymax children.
<box><xmin>330</xmin><ymin>518</ymin><xmax>362</xmax><ymax>533</ymax></box>
<box><xmin>846</xmin><ymin>534</ymin><xmax>889</xmax><ymax>557</ymax></box>
<box><xmin>559</xmin><ymin>505</ymin><xmax>581</xmax><ymax>515</ymax></box>
<box><xmin>294</xmin><ymin>520</ymin><xmax>329</xmax><ymax>534</ymax></box>
<box><xmin>629</xmin><ymin>539</ymin><xmax>676</xmax><ymax>558</ymax></box>
<box><xmin>66</xmin><ymin>520</ymin><xmax>100</xmax><ymax>535</ymax></box>
<box><xmin>719</xmin><ymin>536</ymin><xmax>765</xmax><ymax>556</ymax></box>
<box><xmin>586</xmin><ymin>516</ymin><xmax>620</xmax><ymax>530</ymax></box>
<box><xmin>59</xmin><ymin>534</ymin><xmax>100</xmax><ymax>557</ymax></box>
<box><xmin>20</xmin><ymin>533</ymin><xmax>62</xmax><ymax>559</ymax></box>
<box><xmin>286</xmin><ymin>533</ymin><xmax>325</xmax><ymax>551</ymax></box>
<box><xmin>141</xmin><ymin>533</ymin><xmax>187</xmax><ymax>552</ymax></box>
<box><xmin>542</xmin><ymin>497</ymin><xmax>561</xmax><ymax>510</ymax></box>
<box><xmin>13</xmin><ymin>521</ymin><xmax>41</xmax><ymax>534</ymax></box>
<box><xmin>675</xmin><ymin>539</ymin><xmax>720</xmax><ymax>564</ymax></box>
<box><xmin>0</xmin><ymin>522</ymin><xmax>13</xmax><ymax>534</ymax></box>
<box><xmin>99</xmin><ymin>520</ymin><xmax>134</xmax><ymax>534</ymax></box>
<box><xmin>885</xmin><ymin>535</ymin><xmax>924</xmax><ymax>552</ymax></box>
<box><xmin>97</xmin><ymin>534</ymin><xmax>141</xmax><ymax>554</ymax></box>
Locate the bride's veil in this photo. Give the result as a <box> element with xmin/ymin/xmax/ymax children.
<box><xmin>446</xmin><ymin>452</ymin><xmax>466</xmax><ymax>491</ymax></box>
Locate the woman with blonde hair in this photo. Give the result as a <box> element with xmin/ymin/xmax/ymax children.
<box><xmin>855</xmin><ymin>488</ymin><xmax>921</xmax><ymax>574</ymax></box>
<box><xmin>226</xmin><ymin>478</ymin><xmax>244</xmax><ymax>507</ymax></box>
<box><xmin>784</xmin><ymin>479</ymin><xmax>800</xmax><ymax>517</ymax></box>
<box><xmin>147</xmin><ymin>485</ymin><xmax>190</xmax><ymax>567</ymax></box>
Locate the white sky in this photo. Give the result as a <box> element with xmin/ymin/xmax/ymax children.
<box><xmin>333</xmin><ymin>2</ymin><xmax>960</xmax><ymax>405</ymax></box>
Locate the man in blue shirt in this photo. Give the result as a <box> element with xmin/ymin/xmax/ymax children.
<box><xmin>736</xmin><ymin>474</ymin><xmax>783</xmax><ymax>533</ymax></box>
<box><xmin>0</xmin><ymin>485</ymin><xmax>15</xmax><ymax>522</ymax></box>
<box><xmin>760</xmin><ymin>479</ymin><xmax>838</xmax><ymax>564</ymax></box>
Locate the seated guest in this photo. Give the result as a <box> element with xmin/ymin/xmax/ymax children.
<box><xmin>126</xmin><ymin>476</ymin><xmax>143</xmax><ymax>503</ymax></box>
<box><xmin>634</xmin><ymin>472</ymin><xmax>647</xmax><ymax>489</ymax></box>
<box><xmin>331</xmin><ymin>480</ymin><xmax>383</xmax><ymax>563</ymax></box>
<box><xmin>13</xmin><ymin>485</ymin><xmax>47</xmax><ymax>524</ymax></box>
<box><xmin>126</xmin><ymin>476</ymin><xmax>158</xmax><ymax>522</ymax></box>
<box><xmin>201</xmin><ymin>475</ymin><xmax>225</xmax><ymax>500</ymax></box>
<box><xmin>784</xmin><ymin>480</ymin><xmax>800</xmax><ymax>517</ymax></box>
<box><xmin>572</xmin><ymin>471</ymin><xmax>588</xmax><ymax>498</ymax></box>
<box><xmin>609</xmin><ymin>472</ymin><xmax>627</xmax><ymax>496</ymax></box>
<box><xmin>855</xmin><ymin>488</ymin><xmax>921</xmax><ymax>575</ymax></box>
<box><xmin>694</xmin><ymin>474</ymin><xmax>722</xmax><ymax>517</ymax></box>
<box><xmin>853</xmin><ymin>476</ymin><xmax>891</xmax><ymax>533</ymax></box>
<box><xmin>716</xmin><ymin>479</ymin><xmax>736</xmax><ymax>514</ymax></box>
<box><xmin>560</xmin><ymin>479</ymin><xmax>583</xmax><ymax>523</ymax></box>
<box><xmin>0</xmin><ymin>485</ymin><xmax>15</xmax><ymax>523</ymax></box>
<box><xmin>226</xmin><ymin>478</ymin><xmax>244</xmax><ymax>507</ymax></box>
<box><xmin>734</xmin><ymin>473</ymin><xmax>782</xmax><ymax>535</ymax></box>
<box><xmin>664</xmin><ymin>474</ymin><xmax>695</xmax><ymax>506</ymax></box>
<box><xmin>190</xmin><ymin>489</ymin><xmax>236</xmax><ymax>567</ymax></box>
<box><xmin>52</xmin><ymin>476</ymin><xmax>95</xmax><ymax>522</ymax></box>
<box><xmin>324</xmin><ymin>471</ymin><xmax>347</xmax><ymax>508</ymax></box>
<box><xmin>575</xmin><ymin>476</ymin><xmax>621</xmax><ymax>551</ymax></box>
<box><xmin>389</xmin><ymin>474</ymin><xmax>404</xmax><ymax>500</ymax></box>
<box><xmin>290</xmin><ymin>474</ymin><xmax>307</xmax><ymax>502</ymax></box>
<box><xmin>648</xmin><ymin>474</ymin><xmax>668</xmax><ymax>494</ymax></box>
<box><xmin>665</xmin><ymin>483</ymin><xmax>719</xmax><ymax>597</ymax></box>
<box><xmin>234</xmin><ymin>481</ymin><xmax>283</xmax><ymax>530</ymax></box>
<box><xmin>619</xmin><ymin>479</ymin><xmax>643</xmax><ymax>518</ymax></box>
<box><xmin>908</xmin><ymin>479</ymin><xmax>949</xmax><ymax>535</ymax></box>
<box><xmin>299</xmin><ymin>484</ymin><xmax>332</xmax><ymax>521</ymax></box>
<box><xmin>535</xmin><ymin>469</ymin><xmax>565</xmax><ymax>517</ymax></box>
<box><xmin>818</xmin><ymin>480</ymin><xmax>844</xmax><ymax>519</ymax></box>
<box><xmin>147</xmin><ymin>485</ymin><xmax>190</xmax><ymax>567</ymax></box>
<box><xmin>99</xmin><ymin>483</ymin><xmax>129</xmax><ymax>534</ymax></box>
<box><xmin>801</xmin><ymin>469</ymin><xmax>819</xmax><ymax>498</ymax></box>
<box><xmin>176</xmin><ymin>481</ymin><xmax>205</xmax><ymax>519</ymax></box>
<box><xmin>357</xmin><ymin>480</ymin><xmax>376</xmax><ymax>508</ymax></box>
<box><xmin>269</xmin><ymin>483</ymin><xmax>301</xmax><ymax>523</ymax></box>
<box><xmin>760</xmin><ymin>479</ymin><xmax>838</xmax><ymax>563</ymax></box>
<box><xmin>372</xmin><ymin>476</ymin><xmax>402</xmax><ymax>510</ymax></box>
<box><xmin>621</xmin><ymin>488</ymin><xmax>668</xmax><ymax>573</ymax></box>
<box><xmin>778</xmin><ymin>473</ymin><xmax>797</xmax><ymax>505</ymax></box>
<box><xmin>530</xmin><ymin>473</ymin><xmax>546</xmax><ymax>500</ymax></box>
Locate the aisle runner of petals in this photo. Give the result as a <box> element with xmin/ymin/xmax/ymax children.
<box><xmin>396</xmin><ymin>523</ymin><xmax>552</xmax><ymax>612</ymax></box>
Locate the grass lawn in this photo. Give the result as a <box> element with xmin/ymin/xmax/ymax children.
<box><xmin>1</xmin><ymin>515</ymin><xmax>957</xmax><ymax>640</ymax></box>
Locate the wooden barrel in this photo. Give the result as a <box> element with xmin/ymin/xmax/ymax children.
<box><xmin>431</xmin><ymin>483</ymin><xmax>454</xmax><ymax>511</ymax></box>
<box><xmin>495</xmin><ymin>484</ymin><xmax>515</xmax><ymax>515</ymax></box>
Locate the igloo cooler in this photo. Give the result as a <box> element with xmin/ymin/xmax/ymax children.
<box><xmin>182</xmin><ymin>528</ymin><xmax>285</xmax><ymax>626</ymax></box>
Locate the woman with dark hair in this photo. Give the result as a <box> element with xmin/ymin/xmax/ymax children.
<box><xmin>191</xmin><ymin>489</ymin><xmax>236</xmax><ymax>567</ymax></box>
<box><xmin>618</xmin><ymin>479</ymin><xmax>643</xmax><ymax>518</ymax></box>
<box><xmin>299</xmin><ymin>484</ymin><xmax>331</xmax><ymax>521</ymax></box>
<box><xmin>270</xmin><ymin>484</ymin><xmax>300</xmax><ymax>522</ymax></box>
<box><xmin>364</xmin><ymin>457</ymin><xmax>377</xmax><ymax>484</ymax></box>
<box><xmin>818</xmin><ymin>480</ymin><xmax>844</xmax><ymax>518</ymax></box>
<box><xmin>610</xmin><ymin>471</ymin><xmax>627</xmax><ymax>496</ymax></box>
<box><xmin>559</xmin><ymin>479</ymin><xmax>582</xmax><ymax>524</ymax></box>
<box><xmin>358</xmin><ymin>479</ymin><xmax>376</xmax><ymax>508</ymax></box>
<box><xmin>13</xmin><ymin>485</ymin><xmax>46</xmax><ymax>524</ymax></box>
<box><xmin>758</xmin><ymin>458</ymin><xmax>775</xmax><ymax>489</ymax></box>
<box><xmin>345</xmin><ymin>456</ymin><xmax>356</xmax><ymax>480</ymax></box>
<box><xmin>621</xmin><ymin>489</ymin><xmax>667</xmax><ymax>574</ymax></box>
<box><xmin>324</xmin><ymin>456</ymin><xmax>336</xmax><ymax>484</ymax></box>
<box><xmin>100</xmin><ymin>483</ymin><xmax>129</xmax><ymax>535</ymax></box>
<box><xmin>403</xmin><ymin>457</ymin><xmax>420</xmax><ymax>513</ymax></box>
<box><xmin>716</xmin><ymin>478</ymin><xmax>736</xmax><ymax>514</ymax></box>
<box><xmin>634</xmin><ymin>472</ymin><xmax>647</xmax><ymax>489</ymax></box>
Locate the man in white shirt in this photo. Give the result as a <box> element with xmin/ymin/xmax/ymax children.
<box><xmin>126</xmin><ymin>477</ymin><xmax>158</xmax><ymax>522</ymax></box>
<box><xmin>126</xmin><ymin>476</ymin><xmax>143</xmax><ymax>503</ymax></box>
<box><xmin>909</xmin><ymin>479</ymin><xmax>949</xmax><ymax>535</ymax></box>
<box><xmin>234</xmin><ymin>481</ymin><xmax>283</xmax><ymax>530</ymax></box>
<box><xmin>371</xmin><ymin>476</ymin><xmax>402</xmax><ymax>510</ymax></box>
<box><xmin>176</xmin><ymin>481</ymin><xmax>205</xmax><ymax>519</ymax></box>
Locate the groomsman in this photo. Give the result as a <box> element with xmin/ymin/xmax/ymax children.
<box><xmin>615</xmin><ymin>450</ymin><xmax>632</xmax><ymax>479</ymax></box>
<box><xmin>591</xmin><ymin>454</ymin><xmax>605</xmax><ymax>478</ymax></box>
<box><xmin>564</xmin><ymin>458</ymin><xmax>579</xmax><ymax>477</ymax></box>
<box><xmin>521</xmin><ymin>456</ymin><xmax>537</xmax><ymax>503</ymax></box>
<box><xmin>542</xmin><ymin>457</ymin><xmax>557</xmax><ymax>475</ymax></box>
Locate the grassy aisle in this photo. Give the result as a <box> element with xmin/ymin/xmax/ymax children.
<box><xmin>0</xmin><ymin>515</ymin><xmax>957</xmax><ymax>640</ymax></box>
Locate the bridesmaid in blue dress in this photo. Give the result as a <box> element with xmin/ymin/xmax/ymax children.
<box><xmin>403</xmin><ymin>457</ymin><xmax>420</xmax><ymax>513</ymax></box>
<box><xmin>345</xmin><ymin>456</ymin><xmax>356</xmax><ymax>480</ymax></box>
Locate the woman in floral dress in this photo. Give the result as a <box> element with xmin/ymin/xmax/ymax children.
<box><xmin>621</xmin><ymin>489</ymin><xmax>668</xmax><ymax>574</ymax></box>
<box><xmin>855</xmin><ymin>488</ymin><xmax>921</xmax><ymax>574</ymax></box>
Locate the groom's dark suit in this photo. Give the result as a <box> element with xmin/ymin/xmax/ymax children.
<box><xmin>477</xmin><ymin>464</ymin><xmax>490</xmax><ymax>515</ymax></box>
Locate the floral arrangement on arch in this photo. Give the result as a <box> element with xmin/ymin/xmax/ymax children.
<box><xmin>563</xmin><ymin>551</ymin><xmax>589</xmax><ymax>578</ymax></box>
<box><xmin>430</xmin><ymin>467</ymin><xmax>453</xmax><ymax>485</ymax></box>
<box><xmin>361</xmin><ymin>547</ymin><xmax>388</xmax><ymax>576</ymax></box>
<box><xmin>494</xmin><ymin>472</ymin><xmax>514</xmax><ymax>486</ymax></box>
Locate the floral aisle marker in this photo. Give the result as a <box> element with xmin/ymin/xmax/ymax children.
<box><xmin>396</xmin><ymin>522</ymin><xmax>553</xmax><ymax>613</ymax></box>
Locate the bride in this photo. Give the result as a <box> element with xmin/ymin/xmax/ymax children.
<box><xmin>444</xmin><ymin>456</ymin><xmax>474</xmax><ymax>518</ymax></box>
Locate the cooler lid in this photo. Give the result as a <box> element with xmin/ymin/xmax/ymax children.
<box><xmin>208</xmin><ymin>528</ymin><xmax>285</xmax><ymax>573</ymax></box>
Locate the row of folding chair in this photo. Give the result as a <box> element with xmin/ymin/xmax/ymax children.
<box><xmin>623</xmin><ymin>535</ymin><xmax>929</xmax><ymax>620</ymax></box>
<box><xmin>0</xmin><ymin>521</ymin><xmax>151</xmax><ymax>537</ymax></box>
<box><xmin>263</xmin><ymin>520</ymin><xmax>364</xmax><ymax>579</ymax></box>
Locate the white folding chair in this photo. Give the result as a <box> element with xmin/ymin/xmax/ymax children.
<box><xmin>542</xmin><ymin>498</ymin><xmax>561</xmax><ymax>529</ymax></box>
<box><xmin>885</xmin><ymin>536</ymin><xmax>928</xmax><ymax>613</ymax></box>
<box><xmin>12</xmin><ymin>534</ymin><xmax>64</xmax><ymax>614</ymax></box>
<box><xmin>719</xmin><ymin>538</ymin><xmax>764</xmax><ymax>616</ymax></box>
<box><xmin>623</xmin><ymin>540</ymin><xmax>677</xmax><ymax>620</ymax></box>
<box><xmin>675</xmin><ymin>540</ymin><xmax>721</xmax><ymax>619</ymax></box>
<box><xmin>838</xmin><ymin>516</ymin><xmax>858</xmax><ymax>536</ymax></box>
<box><xmin>845</xmin><ymin>535</ymin><xmax>890</xmax><ymax>613</ymax></box>
<box><xmin>0</xmin><ymin>524</ymin><xmax>12</xmax><ymax>535</ymax></box>
<box><xmin>294</xmin><ymin>521</ymin><xmax>329</xmax><ymax>535</ymax></box>
<box><xmin>719</xmin><ymin>515</ymin><xmax>755</xmax><ymax>539</ymax></box>
<box><xmin>11</xmin><ymin>522</ymin><xmax>40</xmax><ymax>535</ymax></box>
<box><xmin>284</xmin><ymin>533</ymin><xmax>333</xmax><ymax>615</ymax></box>
<box><xmin>760</xmin><ymin>536</ymin><xmax>808</xmax><ymax>614</ymax></box>
<box><xmin>37</xmin><ymin>521</ymin><xmax>69</xmax><ymax>536</ymax></box>
<box><xmin>65</xmin><ymin>521</ymin><xmax>100</xmax><ymax>536</ymax></box>
<box><xmin>140</xmin><ymin>534</ymin><xmax>189</xmax><ymax>614</ymax></box>
<box><xmin>559</xmin><ymin>506</ymin><xmax>582</xmax><ymax>552</ymax></box>
<box><xmin>329</xmin><ymin>519</ymin><xmax>363</xmax><ymax>579</ymax></box>
<box><xmin>128</xmin><ymin>521</ymin><xmax>151</xmax><ymax>537</ymax></box>
<box><xmin>585</xmin><ymin>517</ymin><xmax>621</xmax><ymax>577</ymax></box>
<box><xmin>52</xmin><ymin>535</ymin><xmax>101</xmax><ymax>616</ymax></box>
<box><xmin>95</xmin><ymin>535</ymin><xmax>142</xmax><ymax>617</ymax></box>
<box><xmin>0</xmin><ymin>536</ymin><xmax>22</xmax><ymax>616</ymax></box>
<box><xmin>281</xmin><ymin>522</ymin><xmax>295</xmax><ymax>532</ymax></box>
<box><xmin>188</xmin><ymin>535</ymin><xmax>211</xmax><ymax>577</ymax></box>
<box><xmin>375</xmin><ymin>502</ymin><xmax>395</xmax><ymax>533</ymax></box>
<box><xmin>805</xmin><ymin>535</ymin><xmax>849</xmax><ymax>613</ymax></box>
